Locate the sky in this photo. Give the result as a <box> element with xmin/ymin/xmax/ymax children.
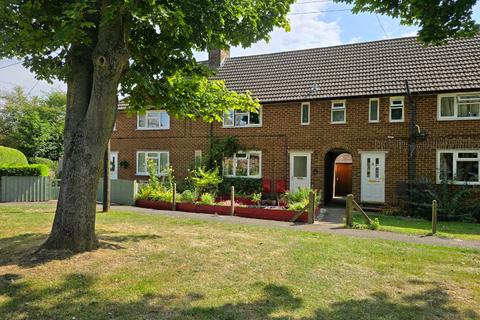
<box><xmin>1</xmin><ymin>0</ymin><xmax>479</xmax><ymax>97</ymax></box>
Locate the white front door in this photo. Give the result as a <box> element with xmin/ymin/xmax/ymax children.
<box><xmin>289</xmin><ymin>152</ymin><xmax>311</xmax><ymax>192</ymax></box>
<box><xmin>109</xmin><ymin>152</ymin><xmax>118</xmax><ymax>180</ymax></box>
<box><xmin>361</xmin><ymin>152</ymin><xmax>385</xmax><ymax>203</ymax></box>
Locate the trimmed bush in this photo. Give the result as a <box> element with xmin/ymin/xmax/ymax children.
<box><xmin>219</xmin><ymin>177</ymin><xmax>262</xmax><ymax>196</ymax></box>
<box><xmin>28</xmin><ymin>157</ymin><xmax>55</xmax><ymax>167</ymax></box>
<box><xmin>0</xmin><ymin>146</ymin><xmax>28</xmax><ymax>166</ymax></box>
<box><xmin>0</xmin><ymin>164</ymin><xmax>49</xmax><ymax>177</ymax></box>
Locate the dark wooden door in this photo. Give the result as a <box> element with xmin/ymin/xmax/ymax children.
<box><xmin>334</xmin><ymin>163</ymin><xmax>352</xmax><ymax>197</ymax></box>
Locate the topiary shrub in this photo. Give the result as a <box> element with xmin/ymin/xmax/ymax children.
<box><xmin>28</xmin><ymin>157</ymin><xmax>58</xmax><ymax>175</ymax></box>
<box><xmin>0</xmin><ymin>164</ymin><xmax>49</xmax><ymax>176</ymax></box>
<box><xmin>0</xmin><ymin>146</ymin><xmax>28</xmax><ymax>166</ymax></box>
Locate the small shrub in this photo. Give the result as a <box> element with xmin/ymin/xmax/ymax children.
<box><xmin>251</xmin><ymin>192</ymin><xmax>262</xmax><ymax>205</ymax></box>
<box><xmin>180</xmin><ymin>190</ymin><xmax>197</xmax><ymax>203</ymax></box>
<box><xmin>0</xmin><ymin>164</ymin><xmax>49</xmax><ymax>176</ymax></box>
<box><xmin>288</xmin><ymin>202</ymin><xmax>307</xmax><ymax>211</ymax></box>
<box><xmin>199</xmin><ymin>193</ymin><xmax>215</xmax><ymax>205</ymax></box>
<box><xmin>408</xmin><ymin>177</ymin><xmax>479</xmax><ymax>222</ymax></box>
<box><xmin>28</xmin><ymin>157</ymin><xmax>58</xmax><ymax>177</ymax></box>
<box><xmin>188</xmin><ymin>166</ymin><xmax>222</xmax><ymax>195</ymax></box>
<box><xmin>0</xmin><ymin>146</ymin><xmax>28</xmax><ymax>166</ymax></box>
<box><xmin>369</xmin><ymin>218</ymin><xmax>380</xmax><ymax>230</ymax></box>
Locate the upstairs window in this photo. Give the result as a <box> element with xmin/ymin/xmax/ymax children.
<box><xmin>389</xmin><ymin>97</ymin><xmax>404</xmax><ymax>122</ymax></box>
<box><xmin>136</xmin><ymin>151</ymin><xmax>169</xmax><ymax>176</ymax></box>
<box><xmin>223</xmin><ymin>151</ymin><xmax>262</xmax><ymax>178</ymax></box>
<box><xmin>369</xmin><ymin>98</ymin><xmax>380</xmax><ymax>123</ymax></box>
<box><xmin>437</xmin><ymin>150</ymin><xmax>479</xmax><ymax>185</ymax></box>
<box><xmin>331</xmin><ymin>100</ymin><xmax>346</xmax><ymax>124</ymax></box>
<box><xmin>301</xmin><ymin>102</ymin><xmax>310</xmax><ymax>125</ymax></box>
<box><xmin>223</xmin><ymin>108</ymin><xmax>261</xmax><ymax>127</ymax></box>
<box><xmin>438</xmin><ymin>93</ymin><xmax>480</xmax><ymax>120</ymax></box>
<box><xmin>137</xmin><ymin>110</ymin><xmax>170</xmax><ymax>130</ymax></box>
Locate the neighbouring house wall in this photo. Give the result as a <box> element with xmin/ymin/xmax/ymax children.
<box><xmin>111</xmin><ymin>93</ymin><xmax>480</xmax><ymax>204</ymax></box>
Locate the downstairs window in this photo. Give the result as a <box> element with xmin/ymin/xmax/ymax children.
<box><xmin>437</xmin><ymin>150</ymin><xmax>479</xmax><ymax>184</ymax></box>
<box><xmin>223</xmin><ymin>151</ymin><xmax>262</xmax><ymax>178</ymax></box>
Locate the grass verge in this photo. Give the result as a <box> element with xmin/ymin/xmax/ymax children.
<box><xmin>0</xmin><ymin>204</ymin><xmax>479</xmax><ymax>320</ymax></box>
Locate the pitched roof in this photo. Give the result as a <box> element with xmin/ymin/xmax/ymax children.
<box><xmin>211</xmin><ymin>35</ymin><xmax>480</xmax><ymax>103</ymax></box>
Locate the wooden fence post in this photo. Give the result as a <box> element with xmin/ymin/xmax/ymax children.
<box><xmin>345</xmin><ymin>194</ymin><xmax>353</xmax><ymax>227</ymax></box>
<box><xmin>172</xmin><ymin>183</ymin><xmax>177</xmax><ymax>211</ymax></box>
<box><xmin>230</xmin><ymin>186</ymin><xmax>235</xmax><ymax>216</ymax></box>
<box><xmin>431</xmin><ymin>199</ymin><xmax>437</xmax><ymax>235</ymax></box>
<box><xmin>307</xmin><ymin>191</ymin><xmax>315</xmax><ymax>224</ymax></box>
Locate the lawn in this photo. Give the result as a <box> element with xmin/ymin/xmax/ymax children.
<box><xmin>0</xmin><ymin>204</ymin><xmax>479</xmax><ymax>320</ymax></box>
<box><xmin>353</xmin><ymin>213</ymin><xmax>480</xmax><ymax>241</ymax></box>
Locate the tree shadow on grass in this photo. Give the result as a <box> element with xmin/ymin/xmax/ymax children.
<box><xmin>0</xmin><ymin>273</ymin><xmax>477</xmax><ymax>320</ymax></box>
<box><xmin>0</xmin><ymin>232</ymin><xmax>161</xmax><ymax>268</ymax></box>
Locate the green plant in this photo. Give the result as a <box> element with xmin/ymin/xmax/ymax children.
<box><xmin>284</xmin><ymin>187</ymin><xmax>312</xmax><ymax>205</ymax></box>
<box><xmin>189</xmin><ymin>166</ymin><xmax>223</xmax><ymax>194</ymax></box>
<box><xmin>288</xmin><ymin>202</ymin><xmax>307</xmax><ymax>211</ymax></box>
<box><xmin>179</xmin><ymin>190</ymin><xmax>197</xmax><ymax>203</ymax></box>
<box><xmin>408</xmin><ymin>177</ymin><xmax>479</xmax><ymax>222</ymax></box>
<box><xmin>369</xmin><ymin>218</ymin><xmax>380</xmax><ymax>230</ymax></box>
<box><xmin>28</xmin><ymin>157</ymin><xmax>58</xmax><ymax>177</ymax></box>
<box><xmin>219</xmin><ymin>177</ymin><xmax>262</xmax><ymax>196</ymax></box>
<box><xmin>199</xmin><ymin>193</ymin><xmax>215</xmax><ymax>205</ymax></box>
<box><xmin>207</xmin><ymin>136</ymin><xmax>242</xmax><ymax>167</ymax></box>
<box><xmin>252</xmin><ymin>192</ymin><xmax>262</xmax><ymax>205</ymax></box>
<box><xmin>0</xmin><ymin>164</ymin><xmax>49</xmax><ymax>176</ymax></box>
<box><xmin>146</xmin><ymin>160</ymin><xmax>161</xmax><ymax>191</ymax></box>
<box><xmin>119</xmin><ymin>160</ymin><xmax>129</xmax><ymax>169</ymax></box>
<box><xmin>0</xmin><ymin>146</ymin><xmax>28</xmax><ymax>166</ymax></box>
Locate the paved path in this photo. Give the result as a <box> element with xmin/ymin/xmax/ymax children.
<box><xmin>113</xmin><ymin>205</ymin><xmax>480</xmax><ymax>250</ymax></box>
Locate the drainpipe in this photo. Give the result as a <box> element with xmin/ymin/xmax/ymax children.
<box><xmin>405</xmin><ymin>80</ymin><xmax>417</xmax><ymax>182</ymax></box>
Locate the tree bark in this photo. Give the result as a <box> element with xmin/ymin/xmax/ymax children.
<box><xmin>42</xmin><ymin>9</ymin><xmax>129</xmax><ymax>252</ymax></box>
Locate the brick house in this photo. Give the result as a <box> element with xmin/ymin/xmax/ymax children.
<box><xmin>111</xmin><ymin>36</ymin><xmax>480</xmax><ymax>205</ymax></box>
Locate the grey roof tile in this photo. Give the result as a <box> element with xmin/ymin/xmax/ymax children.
<box><xmin>211</xmin><ymin>35</ymin><xmax>480</xmax><ymax>102</ymax></box>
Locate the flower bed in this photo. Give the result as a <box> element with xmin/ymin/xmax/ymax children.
<box><xmin>136</xmin><ymin>199</ymin><xmax>315</xmax><ymax>223</ymax></box>
<box><xmin>176</xmin><ymin>202</ymin><xmax>231</xmax><ymax>215</ymax></box>
<box><xmin>234</xmin><ymin>206</ymin><xmax>309</xmax><ymax>222</ymax></box>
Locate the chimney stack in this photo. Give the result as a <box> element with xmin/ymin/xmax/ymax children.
<box><xmin>208</xmin><ymin>48</ymin><xmax>230</xmax><ymax>67</ymax></box>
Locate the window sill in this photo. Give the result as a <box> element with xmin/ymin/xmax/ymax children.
<box><xmin>223</xmin><ymin>175</ymin><xmax>262</xmax><ymax>179</ymax></box>
<box><xmin>136</xmin><ymin>173</ymin><xmax>168</xmax><ymax>177</ymax></box>
<box><xmin>136</xmin><ymin>128</ymin><xmax>170</xmax><ymax>131</ymax></box>
<box><xmin>222</xmin><ymin>124</ymin><xmax>262</xmax><ymax>129</ymax></box>
<box><xmin>437</xmin><ymin>117</ymin><xmax>480</xmax><ymax>121</ymax></box>
<box><xmin>389</xmin><ymin>120</ymin><xmax>404</xmax><ymax>123</ymax></box>
<box><xmin>330</xmin><ymin>122</ymin><xmax>346</xmax><ymax>125</ymax></box>
<box><xmin>436</xmin><ymin>180</ymin><xmax>480</xmax><ymax>186</ymax></box>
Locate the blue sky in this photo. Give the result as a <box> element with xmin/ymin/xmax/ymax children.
<box><xmin>1</xmin><ymin>0</ymin><xmax>480</xmax><ymax>96</ymax></box>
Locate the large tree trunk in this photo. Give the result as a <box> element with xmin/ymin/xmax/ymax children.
<box><xmin>42</xmin><ymin>10</ymin><xmax>129</xmax><ymax>252</ymax></box>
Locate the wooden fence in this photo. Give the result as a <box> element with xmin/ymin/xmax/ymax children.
<box><xmin>97</xmin><ymin>178</ymin><xmax>138</xmax><ymax>206</ymax></box>
<box><xmin>0</xmin><ymin>176</ymin><xmax>51</xmax><ymax>202</ymax></box>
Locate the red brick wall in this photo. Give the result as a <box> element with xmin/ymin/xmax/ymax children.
<box><xmin>111</xmin><ymin>94</ymin><xmax>480</xmax><ymax>204</ymax></box>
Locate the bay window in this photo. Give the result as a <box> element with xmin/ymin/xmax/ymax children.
<box><xmin>136</xmin><ymin>151</ymin><xmax>169</xmax><ymax>176</ymax></box>
<box><xmin>223</xmin><ymin>151</ymin><xmax>262</xmax><ymax>178</ymax></box>
<box><xmin>438</xmin><ymin>93</ymin><xmax>480</xmax><ymax>120</ymax></box>
<box><xmin>437</xmin><ymin>150</ymin><xmax>479</xmax><ymax>184</ymax></box>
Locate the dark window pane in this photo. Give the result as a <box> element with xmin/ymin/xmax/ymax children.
<box><xmin>250</xmin><ymin>112</ymin><xmax>260</xmax><ymax>124</ymax></box>
<box><xmin>391</xmin><ymin>107</ymin><xmax>403</xmax><ymax>120</ymax></box>
<box><xmin>457</xmin><ymin>161</ymin><xmax>479</xmax><ymax>182</ymax></box>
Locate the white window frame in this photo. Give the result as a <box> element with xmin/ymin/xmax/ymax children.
<box><xmin>369</xmin><ymin>98</ymin><xmax>380</xmax><ymax>123</ymax></box>
<box><xmin>389</xmin><ymin>97</ymin><xmax>404</xmax><ymax>123</ymax></box>
<box><xmin>437</xmin><ymin>92</ymin><xmax>480</xmax><ymax>121</ymax></box>
<box><xmin>137</xmin><ymin>110</ymin><xmax>170</xmax><ymax>130</ymax></box>
<box><xmin>222</xmin><ymin>107</ymin><xmax>262</xmax><ymax>128</ymax></box>
<box><xmin>301</xmin><ymin>102</ymin><xmax>310</xmax><ymax>125</ymax></box>
<box><xmin>223</xmin><ymin>151</ymin><xmax>262</xmax><ymax>178</ymax></box>
<box><xmin>436</xmin><ymin>149</ymin><xmax>480</xmax><ymax>185</ymax></box>
<box><xmin>331</xmin><ymin>100</ymin><xmax>346</xmax><ymax>124</ymax></box>
<box><xmin>136</xmin><ymin>151</ymin><xmax>169</xmax><ymax>176</ymax></box>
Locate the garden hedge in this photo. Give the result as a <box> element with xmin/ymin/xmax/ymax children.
<box><xmin>0</xmin><ymin>164</ymin><xmax>49</xmax><ymax>177</ymax></box>
<box><xmin>219</xmin><ymin>177</ymin><xmax>262</xmax><ymax>196</ymax></box>
<box><xmin>0</xmin><ymin>146</ymin><xmax>28</xmax><ymax>166</ymax></box>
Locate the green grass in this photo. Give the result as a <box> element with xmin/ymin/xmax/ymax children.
<box><xmin>0</xmin><ymin>204</ymin><xmax>479</xmax><ymax>320</ymax></box>
<box><xmin>353</xmin><ymin>213</ymin><xmax>480</xmax><ymax>241</ymax></box>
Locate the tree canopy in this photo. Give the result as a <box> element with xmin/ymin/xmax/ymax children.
<box><xmin>0</xmin><ymin>87</ymin><xmax>66</xmax><ymax>160</ymax></box>
<box><xmin>335</xmin><ymin>0</ymin><xmax>479</xmax><ymax>44</ymax></box>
